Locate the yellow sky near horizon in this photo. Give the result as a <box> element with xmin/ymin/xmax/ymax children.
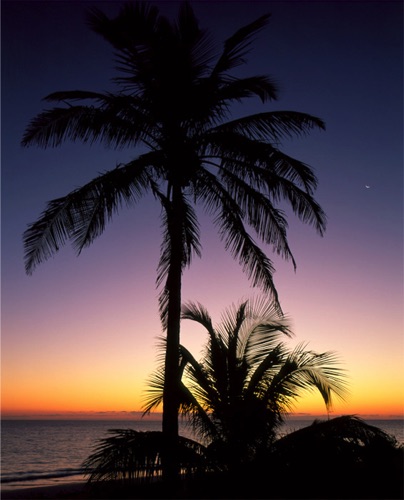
<box><xmin>2</xmin><ymin>373</ymin><xmax>403</xmax><ymax>420</ymax></box>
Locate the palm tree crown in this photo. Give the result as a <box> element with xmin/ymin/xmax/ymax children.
<box><xmin>22</xmin><ymin>1</ymin><xmax>327</xmax><ymax>480</ymax></box>
<box><xmin>144</xmin><ymin>297</ymin><xmax>348</xmax><ymax>468</ymax></box>
<box><xmin>23</xmin><ymin>2</ymin><xmax>325</xmax><ymax>303</ymax></box>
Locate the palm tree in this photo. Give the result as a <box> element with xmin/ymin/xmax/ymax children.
<box><xmin>144</xmin><ymin>297</ymin><xmax>349</xmax><ymax>471</ymax></box>
<box><xmin>82</xmin><ymin>429</ymin><xmax>212</xmax><ymax>485</ymax></box>
<box><xmin>260</xmin><ymin>415</ymin><xmax>403</xmax><ymax>499</ymax></box>
<box><xmin>22</xmin><ymin>2</ymin><xmax>326</xmax><ymax>479</ymax></box>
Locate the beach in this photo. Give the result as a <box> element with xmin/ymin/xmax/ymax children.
<box><xmin>0</xmin><ymin>480</ymin><xmax>170</xmax><ymax>500</ymax></box>
<box><xmin>0</xmin><ymin>477</ymin><xmax>238</xmax><ymax>500</ymax></box>
<box><xmin>2</xmin><ymin>459</ymin><xmax>404</xmax><ymax>500</ymax></box>
<box><xmin>1</xmin><ymin>482</ymin><xmax>89</xmax><ymax>500</ymax></box>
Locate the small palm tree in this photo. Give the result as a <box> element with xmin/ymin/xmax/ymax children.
<box><xmin>22</xmin><ymin>2</ymin><xmax>326</xmax><ymax>479</ymax></box>
<box><xmin>260</xmin><ymin>415</ymin><xmax>403</xmax><ymax>499</ymax></box>
<box><xmin>82</xmin><ymin>429</ymin><xmax>212</xmax><ymax>485</ymax></box>
<box><xmin>144</xmin><ymin>297</ymin><xmax>349</xmax><ymax>470</ymax></box>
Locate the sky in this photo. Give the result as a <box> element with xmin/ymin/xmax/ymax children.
<box><xmin>1</xmin><ymin>0</ymin><xmax>403</xmax><ymax>420</ymax></box>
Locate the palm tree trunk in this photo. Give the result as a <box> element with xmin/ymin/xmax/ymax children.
<box><xmin>161</xmin><ymin>184</ymin><xmax>183</xmax><ymax>484</ymax></box>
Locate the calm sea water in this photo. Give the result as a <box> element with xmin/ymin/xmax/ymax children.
<box><xmin>1</xmin><ymin>418</ymin><xmax>403</xmax><ymax>491</ymax></box>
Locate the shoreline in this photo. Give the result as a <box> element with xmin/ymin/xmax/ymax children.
<box><xmin>1</xmin><ymin>478</ymin><xmax>213</xmax><ymax>500</ymax></box>
<box><xmin>1</xmin><ymin>482</ymin><xmax>90</xmax><ymax>499</ymax></box>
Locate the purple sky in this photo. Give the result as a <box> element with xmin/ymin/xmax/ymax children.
<box><xmin>2</xmin><ymin>1</ymin><xmax>403</xmax><ymax>417</ymax></box>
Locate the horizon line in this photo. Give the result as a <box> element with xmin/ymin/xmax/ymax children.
<box><xmin>1</xmin><ymin>410</ymin><xmax>403</xmax><ymax>420</ymax></box>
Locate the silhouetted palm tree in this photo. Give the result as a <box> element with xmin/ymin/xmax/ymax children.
<box><xmin>258</xmin><ymin>415</ymin><xmax>403</xmax><ymax>499</ymax></box>
<box><xmin>82</xmin><ymin>429</ymin><xmax>212</xmax><ymax>484</ymax></box>
<box><xmin>22</xmin><ymin>2</ymin><xmax>326</xmax><ymax>479</ymax></box>
<box><xmin>144</xmin><ymin>297</ymin><xmax>348</xmax><ymax>470</ymax></box>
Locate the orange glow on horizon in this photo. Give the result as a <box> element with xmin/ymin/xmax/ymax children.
<box><xmin>2</xmin><ymin>397</ymin><xmax>402</xmax><ymax>421</ymax></box>
<box><xmin>2</xmin><ymin>408</ymin><xmax>402</xmax><ymax>421</ymax></box>
<box><xmin>2</xmin><ymin>355</ymin><xmax>403</xmax><ymax>420</ymax></box>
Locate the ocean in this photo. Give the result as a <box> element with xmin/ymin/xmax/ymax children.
<box><xmin>1</xmin><ymin>418</ymin><xmax>403</xmax><ymax>491</ymax></box>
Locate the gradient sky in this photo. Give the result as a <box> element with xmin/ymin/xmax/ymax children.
<box><xmin>2</xmin><ymin>0</ymin><xmax>403</xmax><ymax>420</ymax></box>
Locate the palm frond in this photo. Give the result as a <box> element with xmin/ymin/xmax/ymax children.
<box><xmin>245</xmin><ymin>295</ymin><xmax>283</xmax><ymax>320</ymax></box>
<box><xmin>180</xmin><ymin>347</ymin><xmax>217</xmax><ymax>409</ymax></box>
<box><xmin>181</xmin><ymin>302</ymin><xmax>231</xmax><ymax>411</ymax></box>
<box><xmin>243</xmin><ymin>326</ymin><xmax>291</xmax><ymax>367</ymax></box>
<box><xmin>175</xmin><ymin>2</ymin><xmax>216</xmax><ymax>78</ymax></box>
<box><xmin>267</xmin><ymin>149</ymin><xmax>320</xmax><ymax>193</ymax></box>
<box><xmin>178</xmin><ymin>389</ymin><xmax>219</xmax><ymax>445</ymax></box>
<box><xmin>142</xmin><ymin>341</ymin><xmax>200</xmax><ymax>416</ymax></box>
<box><xmin>212</xmin><ymin>14</ymin><xmax>271</xmax><ymax>75</ymax></box>
<box><xmin>218</xmin><ymin>166</ymin><xmax>296</xmax><ymax>267</ymax></box>
<box><xmin>22</xmin><ymin>92</ymin><xmax>157</xmax><ymax>149</ymax></box>
<box><xmin>86</xmin><ymin>3</ymin><xmax>160</xmax><ymax>53</ymax></box>
<box><xmin>235</xmin><ymin>296</ymin><xmax>291</xmax><ymax>360</ymax></box>
<box><xmin>142</xmin><ymin>339</ymin><xmax>219</xmax><ymax>444</ymax></box>
<box><xmin>273</xmin><ymin>415</ymin><xmax>400</xmax><ymax>455</ymax></box>
<box><xmin>269</xmin><ymin>176</ymin><xmax>327</xmax><ymax>236</ymax></box>
<box><xmin>247</xmin><ymin>344</ymin><xmax>287</xmax><ymax>396</ymax></box>
<box><xmin>200</xmin><ymin>132</ymin><xmax>325</xmax><ymax>261</ymax></box>
<box><xmin>82</xmin><ymin>429</ymin><xmax>210</xmax><ymax>483</ymax></box>
<box><xmin>199</xmin><ymin>334</ymin><xmax>229</xmax><ymax>410</ymax></box>
<box><xmin>23</xmin><ymin>195</ymin><xmax>71</xmax><ymax>275</ymax></box>
<box><xmin>266</xmin><ymin>343</ymin><xmax>349</xmax><ymax>413</ymax></box>
<box><xmin>142</xmin><ymin>368</ymin><xmax>165</xmax><ymax>415</ymax></box>
<box><xmin>44</xmin><ymin>90</ymin><xmax>112</xmax><ymax>103</ymax></box>
<box><xmin>181</xmin><ymin>302</ymin><xmax>214</xmax><ymax>336</ymax></box>
<box><xmin>216</xmin><ymin>300</ymin><xmax>248</xmax><ymax>348</ymax></box>
<box><xmin>23</xmin><ymin>157</ymin><xmax>154</xmax><ymax>274</ymax></box>
<box><xmin>203</xmin><ymin>126</ymin><xmax>321</xmax><ymax>196</ymax></box>
<box><xmin>214</xmin><ymin>302</ymin><xmax>249</xmax><ymax>401</ymax></box>
<box><xmin>177</xmin><ymin>376</ymin><xmax>220</xmax><ymax>444</ymax></box>
<box><xmin>216</xmin><ymin>111</ymin><xmax>325</xmax><ymax>143</ymax></box>
<box><xmin>203</xmin><ymin>131</ymin><xmax>326</xmax><ymax>241</ymax></box>
<box><xmin>195</xmin><ymin>169</ymin><xmax>281</xmax><ymax>309</ymax></box>
<box><xmin>216</xmin><ymin>75</ymin><xmax>279</xmax><ymax>104</ymax></box>
<box><xmin>216</xmin><ymin>209</ymin><xmax>279</xmax><ymax>301</ymax></box>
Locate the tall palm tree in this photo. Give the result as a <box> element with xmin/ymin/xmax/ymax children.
<box><xmin>144</xmin><ymin>297</ymin><xmax>348</xmax><ymax>470</ymax></box>
<box><xmin>22</xmin><ymin>2</ymin><xmax>326</xmax><ymax>479</ymax></box>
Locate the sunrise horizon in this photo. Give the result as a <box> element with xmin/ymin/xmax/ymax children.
<box><xmin>2</xmin><ymin>405</ymin><xmax>403</xmax><ymax>421</ymax></box>
<box><xmin>3</xmin><ymin>363</ymin><xmax>402</xmax><ymax>422</ymax></box>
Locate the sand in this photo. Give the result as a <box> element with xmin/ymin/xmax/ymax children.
<box><xmin>1</xmin><ymin>482</ymin><xmax>90</xmax><ymax>499</ymax></box>
<box><xmin>1</xmin><ymin>480</ymin><xmax>186</xmax><ymax>500</ymax></box>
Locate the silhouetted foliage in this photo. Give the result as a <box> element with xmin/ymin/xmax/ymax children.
<box><xmin>22</xmin><ymin>1</ymin><xmax>327</xmax><ymax>480</ymax></box>
<box><xmin>81</xmin><ymin>297</ymin><xmax>401</xmax><ymax>498</ymax></box>
<box><xmin>82</xmin><ymin>417</ymin><xmax>402</xmax><ymax>499</ymax></box>
<box><xmin>250</xmin><ymin>415</ymin><xmax>403</xmax><ymax>499</ymax></box>
<box><xmin>144</xmin><ymin>297</ymin><xmax>348</xmax><ymax>471</ymax></box>
<box><xmin>83</xmin><ymin>430</ymin><xmax>212</xmax><ymax>484</ymax></box>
